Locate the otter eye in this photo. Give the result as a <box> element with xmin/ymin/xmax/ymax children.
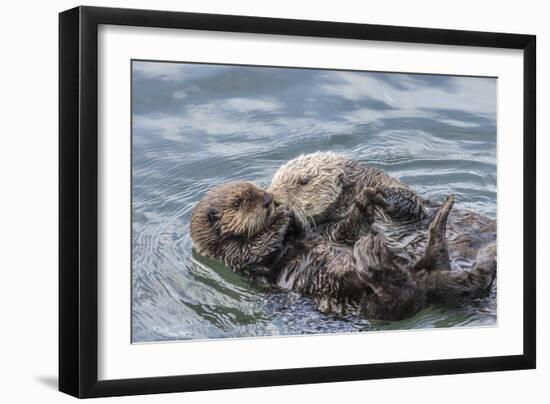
<box><xmin>232</xmin><ymin>198</ymin><xmax>242</xmax><ymax>208</ymax></box>
<box><xmin>298</xmin><ymin>177</ymin><xmax>310</xmax><ymax>186</ymax></box>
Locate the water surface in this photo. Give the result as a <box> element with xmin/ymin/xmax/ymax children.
<box><xmin>132</xmin><ymin>61</ymin><xmax>497</xmax><ymax>342</ymax></box>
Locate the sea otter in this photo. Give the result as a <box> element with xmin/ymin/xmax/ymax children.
<box><xmin>190</xmin><ymin>181</ymin><xmax>495</xmax><ymax>320</ymax></box>
<box><xmin>268</xmin><ymin>151</ymin><xmax>497</xmax><ymax>274</ymax></box>
<box><xmin>268</xmin><ymin>152</ymin><xmax>426</xmax><ymax>239</ymax></box>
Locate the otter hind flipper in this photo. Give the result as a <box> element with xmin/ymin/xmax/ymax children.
<box><xmin>419</xmin><ymin>246</ymin><xmax>496</xmax><ymax>303</ymax></box>
<box><xmin>470</xmin><ymin>244</ymin><xmax>497</xmax><ymax>292</ymax></box>
<box><xmin>413</xmin><ymin>194</ymin><xmax>454</xmax><ymax>272</ymax></box>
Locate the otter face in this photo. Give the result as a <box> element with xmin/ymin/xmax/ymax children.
<box><xmin>190</xmin><ymin>182</ymin><xmax>274</xmax><ymax>255</ymax></box>
<box><xmin>268</xmin><ymin>152</ymin><xmax>346</xmax><ymax>230</ymax></box>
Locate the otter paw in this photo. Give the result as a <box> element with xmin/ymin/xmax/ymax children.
<box><xmin>271</xmin><ymin>204</ymin><xmax>293</xmax><ymax>229</ymax></box>
<box><xmin>276</xmin><ymin>204</ymin><xmax>294</xmax><ymax>221</ymax></box>
<box><xmin>356</xmin><ymin>187</ymin><xmax>389</xmax><ymax>212</ymax></box>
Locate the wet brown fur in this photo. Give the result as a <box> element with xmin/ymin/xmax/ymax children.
<box><xmin>190</xmin><ymin>182</ymin><xmax>495</xmax><ymax>320</ymax></box>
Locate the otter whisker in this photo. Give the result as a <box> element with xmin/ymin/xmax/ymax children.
<box><xmin>296</xmin><ymin>209</ymin><xmax>311</xmax><ymax>232</ymax></box>
<box><xmin>306</xmin><ymin>212</ymin><xmax>317</xmax><ymax>231</ymax></box>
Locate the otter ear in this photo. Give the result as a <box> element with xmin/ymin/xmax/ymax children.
<box><xmin>207</xmin><ymin>208</ymin><xmax>220</xmax><ymax>225</ymax></box>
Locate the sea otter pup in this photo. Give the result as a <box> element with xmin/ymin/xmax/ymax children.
<box><xmin>190</xmin><ymin>181</ymin><xmax>495</xmax><ymax>320</ymax></box>
<box><xmin>268</xmin><ymin>152</ymin><xmax>426</xmax><ymax>242</ymax></box>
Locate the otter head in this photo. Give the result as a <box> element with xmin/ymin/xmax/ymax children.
<box><xmin>190</xmin><ymin>181</ymin><xmax>274</xmax><ymax>257</ymax></box>
<box><xmin>268</xmin><ymin>152</ymin><xmax>347</xmax><ymax>230</ymax></box>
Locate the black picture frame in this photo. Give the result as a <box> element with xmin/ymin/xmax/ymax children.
<box><xmin>59</xmin><ymin>5</ymin><xmax>536</xmax><ymax>398</ymax></box>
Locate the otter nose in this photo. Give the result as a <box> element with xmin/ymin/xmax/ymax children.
<box><xmin>263</xmin><ymin>192</ymin><xmax>272</xmax><ymax>208</ymax></box>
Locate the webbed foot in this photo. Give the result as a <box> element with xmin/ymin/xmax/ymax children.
<box><xmin>412</xmin><ymin>194</ymin><xmax>454</xmax><ymax>272</ymax></box>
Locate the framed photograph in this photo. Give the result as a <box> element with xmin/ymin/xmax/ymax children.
<box><xmin>59</xmin><ymin>6</ymin><xmax>536</xmax><ymax>398</ymax></box>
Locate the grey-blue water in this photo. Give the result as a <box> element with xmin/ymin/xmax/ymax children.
<box><xmin>132</xmin><ymin>61</ymin><xmax>497</xmax><ymax>343</ymax></box>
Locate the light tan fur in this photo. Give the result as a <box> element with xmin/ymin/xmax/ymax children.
<box><xmin>268</xmin><ymin>152</ymin><xmax>347</xmax><ymax>230</ymax></box>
